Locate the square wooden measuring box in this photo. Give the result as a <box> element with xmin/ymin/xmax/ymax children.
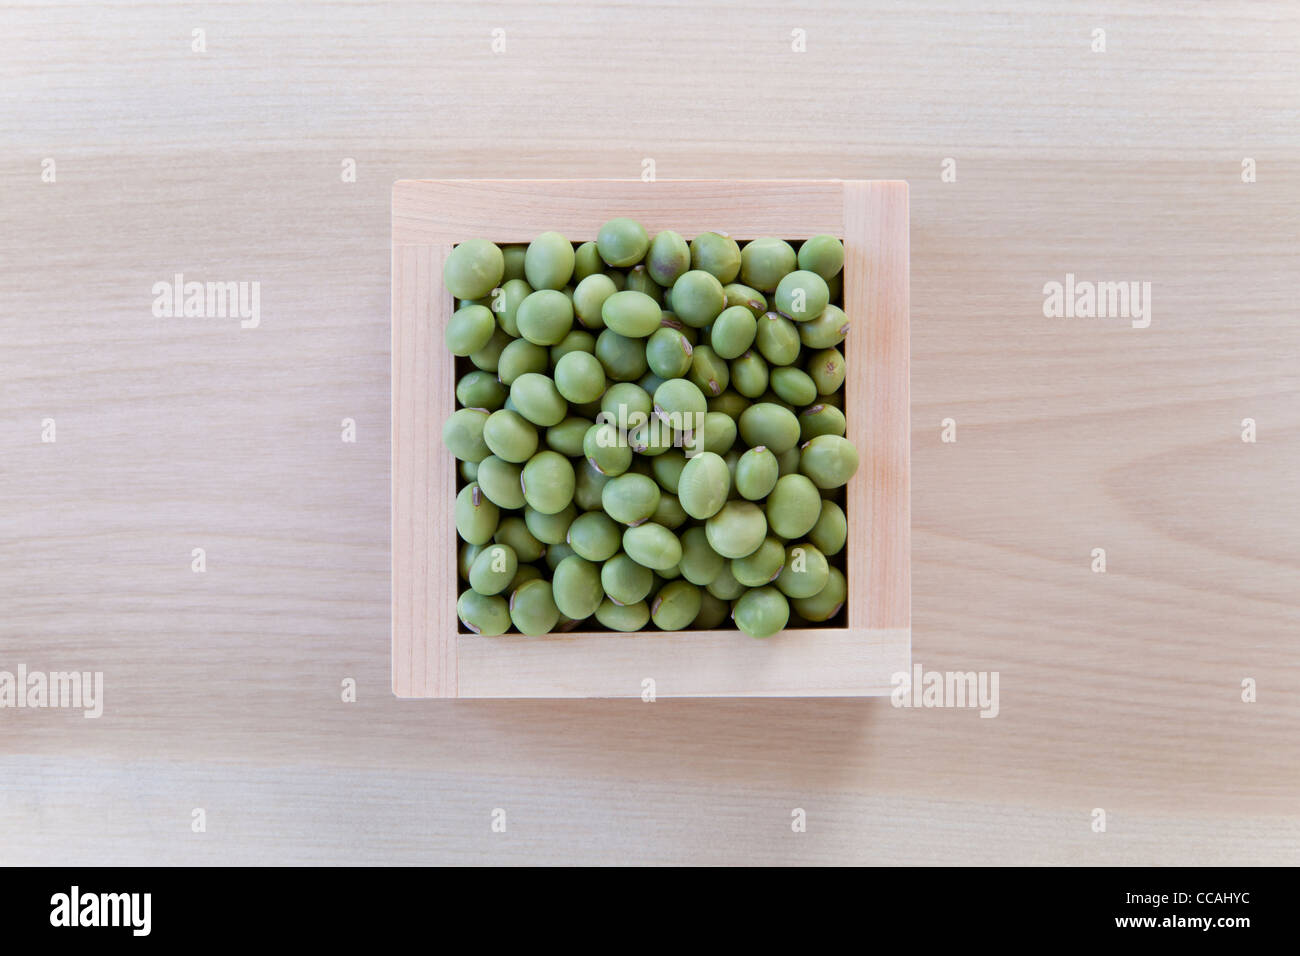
<box><xmin>393</xmin><ymin>180</ymin><xmax>909</xmax><ymax>698</ymax></box>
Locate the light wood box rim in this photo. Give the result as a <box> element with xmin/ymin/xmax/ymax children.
<box><xmin>392</xmin><ymin>178</ymin><xmax>910</xmax><ymax>699</ymax></box>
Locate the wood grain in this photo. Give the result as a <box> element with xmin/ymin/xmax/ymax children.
<box><xmin>846</xmin><ymin>180</ymin><xmax>911</xmax><ymax>630</ymax></box>
<box><xmin>2</xmin><ymin>0</ymin><xmax>1298</xmax><ymax>865</ymax></box>
<box><xmin>391</xmin><ymin>243</ymin><xmax>457</xmax><ymax>698</ymax></box>
<box><xmin>394</xmin><ymin>179</ymin><xmax>848</xmax><ymax>245</ymax></box>
<box><xmin>458</xmin><ymin>628</ymin><xmax>910</xmax><ymax>698</ymax></box>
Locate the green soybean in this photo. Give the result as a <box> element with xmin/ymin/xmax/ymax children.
<box><xmin>770</xmin><ymin>367</ymin><xmax>818</xmax><ymax>406</ymax></box>
<box><xmin>733</xmin><ymin>586</ymin><xmax>789</xmax><ymax>638</ymax></box>
<box><xmin>693</xmin><ymin>591</ymin><xmax>730</xmax><ymax>629</ymax></box>
<box><xmin>622</xmin><ymin>522</ymin><xmax>682</xmax><ymax>571</ymax></box>
<box><xmin>524</xmin><ymin>502</ymin><xmax>576</xmax><ymax>545</ymax></box>
<box><xmin>545</xmin><ymin>415</ymin><xmax>591</xmax><ymax>457</ymax></box>
<box><xmin>738</xmin><ymin>402</ymin><xmax>801</xmax><ymax>455</ymax></box>
<box><xmin>706</xmin><ymin>389</ymin><xmax>747</xmax><ymax>418</ymax></box>
<box><xmin>799</xmin><ymin>434</ymin><xmax>860</xmax><ymax>489</ymax></box>
<box><xmin>739</xmin><ymin>238</ymin><xmax>796</xmax><ymax>292</ymax></box>
<box><xmin>645</xmin><ymin>326</ymin><xmax>694</xmax><ymax>379</ymax></box>
<box><xmin>443</xmin><ymin>407</ymin><xmax>491</xmax><ymax>462</ymax></box>
<box><xmin>444</xmin><ymin>239</ymin><xmax>504</xmax><ymax>300</ymax></box>
<box><xmin>765</xmin><ymin>474</ymin><xmax>822</xmax><ymax>539</ymax></box>
<box><xmin>521</xmin><ymin>450</ymin><xmax>576</xmax><ymax>514</ymax></box>
<box><xmin>653</xmin><ymin>378</ymin><xmax>706</xmax><ymax>429</ymax></box>
<box><xmin>455</xmin><ymin>482</ymin><xmax>499</xmax><ymax>545</ymax></box>
<box><xmin>456</xmin><ymin>370</ymin><xmax>508</xmax><ymax>411</ymax></box>
<box><xmin>705</xmin><ymin>500</ymin><xmax>767</xmax><ymax>559</ymax></box>
<box><xmin>510</xmin><ymin>373</ymin><xmax>568</xmax><ymax>426</ymax></box>
<box><xmin>552</xmin><ymin>555</ymin><xmax>604</xmax><ymax>620</ymax></box>
<box><xmin>710</xmin><ymin>305</ymin><xmax>758</xmax><ymax>360</ymax></box>
<box><xmin>601</xmin><ymin>552</ymin><xmax>654</xmax><ymax>606</ymax></box>
<box><xmin>730</xmin><ymin>350</ymin><xmax>770</xmax><ymax>398</ymax></box>
<box><xmin>797</xmin><ymin>235</ymin><xmax>844</xmax><ymax>280</ymax></box>
<box><xmin>597</xmin><ymin>218</ymin><xmax>650</xmax><ymax>268</ymax></box>
<box><xmin>483</xmin><ymin>408</ymin><xmax>538</xmax><ymax>463</ymax></box>
<box><xmin>476</xmin><ymin>455</ymin><xmax>527</xmax><ymax>509</ymax></box>
<box><xmin>516</xmin><ymin>289</ymin><xmax>574</xmax><ymax>346</ymax></box>
<box><xmin>584</xmin><ymin>421</ymin><xmax>633</xmax><ymax>476</ymax></box>
<box><xmin>595</xmin><ymin>329</ymin><xmax>648</xmax><ymax>381</ymax></box>
<box><xmin>735</xmin><ymin>445</ymin><xmax>780</xmax><ymax>500</ymax></box>
<box><xmin>626</xmin><ymin>416</ymin><xmax>674</xmax><ymax>456</ymax></box>
<box><xmin>699</xmin><ymin>411</ymin><xmax>737</xmax><ymax>455</ymax></box>
<box><xmin>791</xmin><ymin>567</ymin><xmax>846</xmax><ymax>622</ymax></box>
<box><xmin>756</xmin><ymin>312</ymin><xmax>801</xmax><ymax>366</ymax></box>
<box><xmin>722</xmin><ymin>282</ymin><xmax>768</xmax><ymax>317</ymax></box>
<box><xmin>670</xmin><ymin>270</ymin><xmax>726</xmax><ymax>328</ymax></box>
<box><xmin>774</xmin><ymin>270</ymin><xmax>830</xmax><ymax>321</ymax></box>
<box><xmin>775</xmin><ymin>542</ymin><xmax>830</xmax><ymax>599</ymax></box>
<box><xmin>651</xmin><ymin>580</ymin><xmax>703</xmax><ymax>630</ymax></box>
<box><xmin>602</xmin><ymin>472</ymin><xmax>661</xmax><ymax>526</ymax></box>
<box><xmin>459</xmin><ymin>541</ymin><xmax>484</xmax><ymax>581</ymax></box>
<box><xmin>470</xmin><ymin>543</ymin><xmax>518</xmax><ymax>596</ymax></box>
<box><xmin>706</xmin><ymin>561</ymin><xmax>745</xmax><ymax>600</ymax></box>
<box><xmin>646</xmin><ymin>230</ymin><xmax>691</xmax><ymax>286</ymax></box>
<box><xmin>501</xmin><ymin>244</ymin><xmax>528</xmax><ymax>282</ymax></box>
<box><xmin>602</xmin><ymin>289</ymin><xmax>663</xmax><ymax>338</ymax></box>
<box><xmin>809</xmin><ymin>500</ymin><xmax>848</xmax><ymax>555</ymax></box>
<box><xmin>469</xmin><ymin>327</ymin><xmax>512</xmax><ymax>372</ymax></box>
<box><xmin>808</xmin><ymin>347</ymin><xmax>846</xmax><ymax>394</ymax></box>
<box><xmin>625</xmin><ymin>265</ymin><xmax>663</xmax><ymax>305</ymax></box>
<box><xmin>650</xmin><ymin>449</ymin><xmax>688</xmax><ymax>494</ymax></box>
<box><xmin>574</xmin><ymin>241</ymin><xmax>603</xmax><ymax>281</ymax></box>
<box><xmin>798</xmin><ymin>304</ymin><xmax>849</xmax><ymax>348</ymax></box>
<box><xmin>524</xmin><ymin>231</ymin><xmax>575</xmax><ymax>290</ymax></box>
<box><xmin>690</xmin><ymin>232</ymin><xmax>741</xmax><ymax>283</ymax></box>
<box><xmin>446</xmin><ymin>304</ymin><xmax>496</xmax><ymax>356</ymax></box>
<box><xmin>494</xmin><ymin>278</ymin><xmax>531</xmax><ymax>336</ymax></box>
<box><xmin>600</xmin><ymin>382</ymin><xmax>652</xmax><ymax>423</ymax></box>
<box><xmin>553</xmin><ymin>350</ymin><xmax>607</xmax><ymax>403</ymax></box>
<box><xmin>678</xmin><ymin>526</ymin><xmax>726</xmax><ymax>586</ymax></box>
<box><xmin>494</xmin><ymin>514</ymin><xmax>545</xmax><ymax>562</ymax></box>
<box><xmin>497</xmin><ymin>338</ymin><xmax>548</xmax><ymax>385</ymax></box>
<box><xmin>731</xmin><ymin>536</ymin><xmax>786</xmax><ymax>587</ymax></box>
<box><xmin>687</xmin><ymin>344</ymin><xmax>730</xmax><ymax>398</ymax></box>
<box><xmin>799</xmin><ymin>403</ymin><xmax>847</xmax><ymax>441</ymax></box>
<box><xmin>458</xmin><ymin>590</ymin><xmax>511</xmax><ymax>636</ymax></box>
<box><xmin>595</xmin><ymin>598</ymin><xmax>650</xmax><ymax>631</ymax></box>
<box><xmin>574</xmin><ymin>458</ymin><xmax>610</xmax><ymax>511</ymax></box>
<box><xmin>573</xmin><ymin>273</ymin><xmax>617</xmax><ymax>329</ymax></box>
<box><xmin>677</xmin><ymin>451</ymin><xmax>731</xmax><ymax>520</ymax></box>
<box><xmin>567</xmin><ymin>510</ymin><xmax>622</xmax><ymax>562</ymax></box>
<box><xmin>509</xmin><ymin>578</ymin><xmax>559</xmax><ymax>635</ymax></box>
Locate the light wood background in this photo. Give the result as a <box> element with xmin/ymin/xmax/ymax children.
<box><xmin>2</xmin><ymin>1</ymin><xmax>1297</xmax><ymax>865</ymax></box>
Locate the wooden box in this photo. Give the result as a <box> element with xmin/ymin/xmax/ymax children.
<box><xmin>392</xmin><ymin>180</ymin><xmax>909</xmax><ymax>698</ymax></box>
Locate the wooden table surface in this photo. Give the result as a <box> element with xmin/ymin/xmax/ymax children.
<box><xmin>2</xmin><ymin>1</ymin><xmax>1297</xmax><ymax>865</ymax></box>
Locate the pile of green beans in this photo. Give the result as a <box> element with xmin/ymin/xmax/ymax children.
<box><xmin>442</xmin><ymin>220</ymin><xmax>856</xmax><ymax>638</ymax></box>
